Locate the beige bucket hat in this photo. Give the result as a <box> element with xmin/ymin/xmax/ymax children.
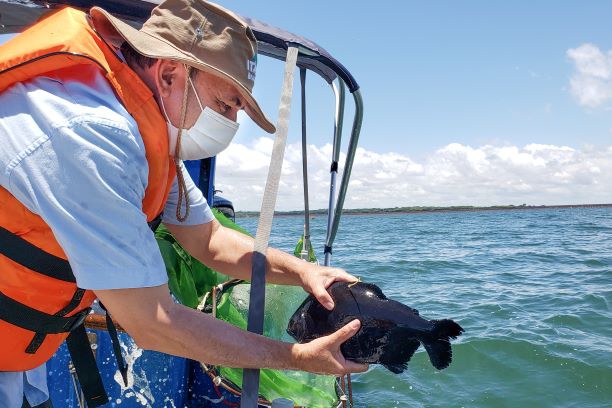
<box><xmin>91</xmin><ymin>0</ymin><xmax>275</xmax><ymax>134</ymax></box>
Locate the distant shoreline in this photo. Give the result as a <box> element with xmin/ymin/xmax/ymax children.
<box><xmin>235</xmin><ymin>203</ymin><xmax>612</xmax><ymax>218</ymax></box>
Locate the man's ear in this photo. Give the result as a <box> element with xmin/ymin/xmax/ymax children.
<box><xmin>154</xmin><ymin>59</ymin><xmax>182</xmax><ymax>98</ymax></box>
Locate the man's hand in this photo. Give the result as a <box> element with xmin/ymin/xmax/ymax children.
<box><xmin>301</xmin><ymin>265</ymin><xmax>358</xmax><ymax>310</ymax></box>
<box><xmin>293</xmin><ymin>319</ymin><xmax>369</xmax><ymax>375</ymax></box>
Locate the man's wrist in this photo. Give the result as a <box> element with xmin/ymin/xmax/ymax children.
<box><xmin>295</xmin><ymin>261</ymin><xmax>310</xmax><ymax>286</ymax></box>
<box><xmin>269</xmin><ymin>339</ymin><xmax>304</xmax><ymax>371</ymax></box>
<box><xmin>279</xmin><ymin>248</ymin><xmax>310</xmax><ymax>287</ymax></box>
<box><xmin>288</xmin><ymin>342</ymin><xmax>306</xmax><ymax>371</ymax></box>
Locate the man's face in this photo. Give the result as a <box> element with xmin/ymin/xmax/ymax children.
<box><xmin>154</xmin><ymin>60</ymin><xmax>244</xmax><ymax>129</ymax></box>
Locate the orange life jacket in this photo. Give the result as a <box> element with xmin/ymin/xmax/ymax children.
<box><xmin>0</xmin><ymin>7</ymin><xmax>175</xmax><ymax>372</ymax></box>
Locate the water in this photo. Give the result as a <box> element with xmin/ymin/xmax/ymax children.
<box><xmin>236</xmin><ymin>207</ymin><xmax>612</xmax><ymax>407</ymax></box>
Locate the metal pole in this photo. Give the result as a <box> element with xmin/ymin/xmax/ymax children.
<box><xmin>325</xmin><ymin>89</ymin><xmax>363</xmax><ymax>253</ymax></box>
<box><xmin>300</xmin><ymin>68</ymin><xmax>311</xmax><ymax>260</ymax></box>
<box><xmin>324</xmin><ymin>79</ymin><xmax>346</xmax><ymax>266</ymax></box>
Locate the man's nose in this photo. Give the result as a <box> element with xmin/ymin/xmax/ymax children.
<box><xmin>225</xmin><ymin>108</ymin><xmax>238</xmax><ymax>122</ymax></box>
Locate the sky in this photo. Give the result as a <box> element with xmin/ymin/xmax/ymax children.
<box><xmin>2</xmin><ymin>1</ymin><xmax>611</xmax><ymax>210</ymax></box>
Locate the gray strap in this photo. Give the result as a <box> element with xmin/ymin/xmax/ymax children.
<box><xmin>240</xmin><ymin>46</ymin><xmax>299</xmax><ymax>408</ymax></box>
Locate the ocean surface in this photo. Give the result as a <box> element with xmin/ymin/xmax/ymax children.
<box><xmin>236</xmin><ymin>206</ymin><xmax>612</xmax><ymax>408</ymax></box>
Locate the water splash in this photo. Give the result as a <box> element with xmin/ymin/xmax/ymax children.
<box><xmin>113</xmin><ymin>339</ymin><xmax>155</xmax><ymax>407</ymax></box>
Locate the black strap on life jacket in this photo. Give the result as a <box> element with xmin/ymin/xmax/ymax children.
<box><xmin>65</xmin><ymin>325</ymin><xmax>109</xmax><ymax>407</ymax></box>
<box><xmin>0</xmin><ymin>289</ymin><xmax>90</xmax><ymax>335</ymax></box>
<box><xmin>0</xmin><ymin>226</ymin><xmax>75</xmax><ymax>282</ymax></box>
<box><xmin>26</xmin><ymin>288</ymin><xmax>87</xmax><ymax>354</ymax></box>
<box><xmin>100</xmin><ymin>302</ymin><xmax>129</xmax><ymax>386</ymax></box>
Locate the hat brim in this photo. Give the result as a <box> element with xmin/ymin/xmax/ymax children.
<box><xmin>90</xmin><ymin>7</ymin><xmax>276</xmax><ymax>134</ymax></box>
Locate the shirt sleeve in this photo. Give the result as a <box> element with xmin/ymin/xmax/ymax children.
<box><xmin>162</xmin><ymin>161</ymin><xmax>215</xmax><ymax>226</ymax></box>
<box><xmin>6</xmin><ymin>115</ymin><xmax>169</xmax><ymax>291</ymax></box>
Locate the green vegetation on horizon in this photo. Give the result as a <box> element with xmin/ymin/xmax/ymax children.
<box><xmin>235</xmin><ymin>203</ymin><xmax>612</xmax><ymax>217</ymax></box>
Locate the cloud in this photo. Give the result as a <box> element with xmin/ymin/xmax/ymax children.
<box><xmin>567</xmin><ymin>43</ymin><xmax>612</xmax><ymax>107</ymax></box>
<box><xmin>214</xmin><ymin>140</ymin><xmax>612</xmax><ymax>211</ymax></box>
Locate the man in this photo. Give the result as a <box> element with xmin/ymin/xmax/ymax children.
<box><xmin>0</xmin><ymin>0</ymin><xmax>367</xmax><ymax>406</ymax></box>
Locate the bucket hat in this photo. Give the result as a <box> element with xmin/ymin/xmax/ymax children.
<box><xmin>91</xmin><ymin>0</ymin><xmax>275</xmax><ymax>133</ymax></box>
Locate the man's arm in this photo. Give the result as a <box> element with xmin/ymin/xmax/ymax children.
<box><xmin>95</xmin><ymin>284</ymin><xmax>367</xmax><ymax>375</ymax></box>
<box><xmin>165</xmin><ymin>220</ymin><xmax>355</xmax><ymax>310</ymax></box>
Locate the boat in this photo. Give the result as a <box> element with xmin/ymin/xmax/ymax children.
<box><xmin>0</xmin><ymin>1</ymin><xmax>364</xmax><ymax>406</ymax></box>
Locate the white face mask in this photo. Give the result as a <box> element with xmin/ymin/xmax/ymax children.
<box><xmin>160</xmin><ymin>75</ymin><xmax>240</xmax><ymax>160</ymax></box>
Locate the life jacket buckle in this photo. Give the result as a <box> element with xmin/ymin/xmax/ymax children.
<box><xmin>64</xmin><ymin>307</ymin><xmax>92</xmax><ymax>332</ymax></box>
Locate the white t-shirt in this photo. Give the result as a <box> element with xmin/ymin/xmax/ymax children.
<box><xmin>0</xmin><ymin>65</ymin><xmax>214</xmax><ymax>406</ymax></box>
